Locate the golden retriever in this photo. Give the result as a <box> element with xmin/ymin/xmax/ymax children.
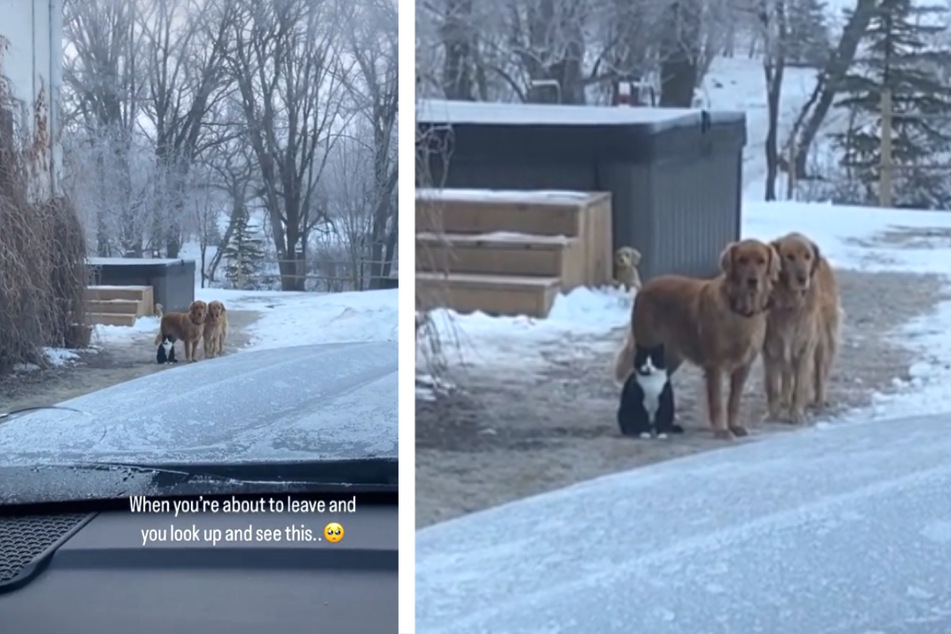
<box><xmin>613</xmin><ymin>246</ymin><xmax>643</xmax><ymax>291</ymax></box>
<box><xmin>613</xmin><ymin>239</ymin><xmax>780</xmax><ymax>439</ymax></box>
<box><xmin>202</xmin><ymin>300</ymin><xmax>228</xmax><ymax>358</ymax></box>
<box><xmin>763</xmin><ymin>232</ymin><xmax>842</xmax><ymax>423</ymax></box>
<box><xmin>154</xmin><ymin>300</ymin><xmax>207</xmax><ymax>362</ymax></box>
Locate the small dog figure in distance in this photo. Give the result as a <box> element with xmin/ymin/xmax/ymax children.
<box><xmin>156</xmin><ymin>335</ymin><xmax>177</xmax><ymax>364</ymax></box>
<box><xmin>613</xmin><ymin>246</ymin><xmax>643</xmax><ymax>292</ymax></box>
<box><xmin>617</xmin><ymin>343</ymin><xmax>682</xmax><ymax>439</ymax></box>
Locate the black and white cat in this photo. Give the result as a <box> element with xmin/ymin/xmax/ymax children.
<box><xmin>156</xmin><ymin>334</ymin><xmax>178</xmax><ymax>364</ymax></box>
<box><xmin>617</xmin><ymin>343</ymin><xmax>682</xmax><ymax>439</ymax></box>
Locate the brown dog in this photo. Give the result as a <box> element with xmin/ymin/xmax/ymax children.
<box><xmin>613</xmin><ymin>246</ymin><xmax>643</xmax><ymax>291</ymax></box>
<box><xmin>763</xmin><ymin>232</ymin><xmax>842</xmax><ymax>423</ymax></box>
<box><xmin>613</xmin><ymin>239</ymin><xmax>781</xmax><ymax>439</ymax></box>
<box><xmin>154</xmin><ymin>300</ymin><xmax>207</xmax><ymax>362</ymax></box>
<box><xmin>202</xmin><ymin>300</ymin><xmax>228</xmax><ymax>358</ymax></box>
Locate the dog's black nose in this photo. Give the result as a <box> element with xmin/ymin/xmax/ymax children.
<box><xmin>796</xmin><ymin>273</ymin><xmax>808</xmax><ymax>284</ymax></box>
<box><xmin>746</xmin><ymin>278</ymin><xmax>759</xmax><ymax>289</ymax></box>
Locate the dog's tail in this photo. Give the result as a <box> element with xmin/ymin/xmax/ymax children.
<box><xmin>153</xmin><ymin>304</ymin><xmax>165</xmax><ymax>345</ymax></box>
<box><xmin>612</xmin><ymin>327</ymin><xmax>636</xmax><ymax>387</ymax></box>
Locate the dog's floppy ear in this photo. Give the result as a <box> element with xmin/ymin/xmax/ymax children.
<box><xmin>769</xmin><ymin>239</ymin><xmax>783</xmax><ymax>258</ymax></box>
<box><xmin>629</xmin><ymin>248</ymin><xmax>642</xmax><ymax>266</ymax></box>
<box><xmin>809</xmin><ymin>239</ymin><xmax>821</xmax><ymax>275</ymax></box>
<box><xmin>766</xmin><ymin>242</ymin><xmax>781</xmax><ymax>283</ymax></box>
<box><xmin>718</xmin><ymin>242</ymin><xmax>737</xmax><ymax>276</ymax></box>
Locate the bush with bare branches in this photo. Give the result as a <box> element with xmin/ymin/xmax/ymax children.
<box><xmin>414</xmin><ymin>106</ymin><xmax>462</xmax><ymax>392</ymax></box>
<box><xmin>0</xmin><ymin>60</ymin><xmax>87</xmax><ymax>376</ymax></box>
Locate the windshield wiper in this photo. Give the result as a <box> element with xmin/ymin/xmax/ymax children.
<box><xmin>86</xmin><ymin>458</ymin><xmax>399</xmax><ymax>490</ymax></box>
<box><xmin>0</xmin><ymin>405</ymin><xmax>85</xmax><ymax>423</ymax></box>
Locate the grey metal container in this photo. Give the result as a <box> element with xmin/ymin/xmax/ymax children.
<box><xmin>416</xmin><ymin>99</ymin><xmax>747</xmax><ymax>281</ymax></box>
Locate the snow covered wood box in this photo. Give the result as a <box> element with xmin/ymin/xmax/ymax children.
<box><xmin>416</xmin><ymin>189</ymin><xmax>612</xmax><ymax>318</ymax></box>
<box><xmin>86</xmin><ymin>257</ymin><xmax>195</xmax><ymax>315</ymax></box>
<box><xmin>416</xmin><ymin>99</ymin><xmax>746</xmax><ymax>281</ymax></box>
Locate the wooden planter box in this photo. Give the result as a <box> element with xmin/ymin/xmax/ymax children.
<box><xmin>65</xmin><ymin>323</ymin><xmax>93</xmax><ymax>349</ymax></box>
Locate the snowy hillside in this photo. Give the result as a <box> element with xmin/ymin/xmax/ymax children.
<box><xmin>701</xmin><ymin>56</ymin><xmax>846</xmax><ymax>199</ymax></box>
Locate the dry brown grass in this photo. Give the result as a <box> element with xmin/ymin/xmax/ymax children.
<box><xmin>0</xmin><ymin>50</ymin><xmax>87</xmax><ymax>376</ymax></box>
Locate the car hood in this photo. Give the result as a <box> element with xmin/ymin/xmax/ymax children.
<box><xmin>416</xmin><ymin>414</ymin><xmax>951</xmax><ymax>634</ymax></box>
<box><xmin>0</xmin><ymin>341</ymin><xmax>397</xmax><ymax>467</ymax></box>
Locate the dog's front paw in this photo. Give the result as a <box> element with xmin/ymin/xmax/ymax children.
<box><xmin>788</xmin><ymin>408</ymin><xmax>807</xmax><ymax>425</ymax></box>
<box><xmin>728</xmin><ymin>425</ymin><xmax>749</xmax><ymax>437</ymax></box>
<box><xmin>763</xmin><ymin>405</ymin><xmax>786</xmax><ymax>422</ymax></box>
<box><xmin>713</xmin><ymin>429</ymin><xmax>734</xmax><ymax>440</ymax></box>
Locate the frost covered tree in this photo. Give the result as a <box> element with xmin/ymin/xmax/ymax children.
<box><xmin>832</xmin><ymin>0</ymin><xmax>951</xmax><ymax>209</ymax></box>
<box><xmin>785</xmin><ymin>0</ymin><xmax>830</xmax><ymax>67</ymax></box>
<box><xmin>222</xmin><ymin>204</ymin><xmax>265</xmax><ymax>289</ymax></box>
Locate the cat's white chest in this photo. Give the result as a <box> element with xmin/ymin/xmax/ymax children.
<box><xmin>637</xmin><ymin>372</ymin><xmax>667</xmax><ymax>422</ymax></box>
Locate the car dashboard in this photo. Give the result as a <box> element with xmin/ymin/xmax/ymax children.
<box><xmin>0</xmin><ymin>492</ymin><xmax>397</xmax><ymax>633</ymax></box>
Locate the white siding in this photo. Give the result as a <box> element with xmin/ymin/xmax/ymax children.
<box><xmin>0</xmin><ymin>0</ymin><xmax>63</xmax><ymax>197</ymax></box>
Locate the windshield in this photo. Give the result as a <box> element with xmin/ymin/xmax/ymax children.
<box><xmin>0</xmin><ymin>0</ymin><xmax>398</xmax><ymax>506</ymax></box>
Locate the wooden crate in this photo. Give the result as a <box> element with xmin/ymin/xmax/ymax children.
<box><xmin>416</xmin><ymin>232</ymin><xmax>587</xmax><ymax>290</ymax></box>
<box><xmin>416</xmin><ymin>189</ymin><xmax>613</xmax><ymax>287</ymax></box>
<box><xmin>416</xmin><ymin>272</ymin><xmax>561</xmax><ymax>318</ymax></box>
<box><xmin>85</xmin><ymin>285</ymin><xmax>154</xmax><ymax>326</ymax></box>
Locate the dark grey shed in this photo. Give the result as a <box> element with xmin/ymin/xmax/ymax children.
<box><xmin>416</xmin><ymin>99</ymin><xmax>747</xmax><ymax>282</ymax></box>
<box><xmin>87</xmin><ymin>257</ymin><xmax>196</xmax><ymax>312</ymax></box>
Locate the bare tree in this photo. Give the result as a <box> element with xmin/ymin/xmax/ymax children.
<box><xmin>62</xmin><ymin>0</ymin><xmax>147</xmax><ymax>255</ymax></box>
<box><xmin>343</xmin><ymin>0</ymin><xmax>398</xmax><ymax>288</ymax></box>
<box><xmin>137</xmin><ymin>0</ymin><xmax>237</xmax><ymax>257</ymax></box>
<box><xmin>225</xmin><ymin>0</ymin><xmax>352</xmax><ymax>291</ymax></box>
<box><xmin>759</xmin><ymin>0</ymin><xmax>787</xmax><ymax>200</ymax></box>
<box><xmin>185</xmin><ymin>165</ymin><xmax>222</xmax><ymax>287</ymax></box>
<box><xmin>323</xmin><ymin>134</ymin><xmax>374</xmax><ymax>289</ymax></box>
<box><xmin>657</xmin><ymin>0</ymin><xmax>704</xmax><ymax>106</ymax></box>
<box><xmin>785</xmin><ymin>0</ymin><xmax>878</xmax><ymax>179</ymax></box>
<box><xmin>418</xmin><ymin>0</ymin><xmax>732</xmax><ymax>106</ymax></box>
<box><xmin>61</xmin><ymin>126</ymin><xmax>159</xmax><ymax>256</ymax></box>
<box><xmin>198</xmin><ymin>95</ymin><xmax>259</xmax><ymax>284</ymax></box>
<box><xmin>440</xmin><ymin>0</ymin><xmax>478</xmax><ymax>100</ymax></box>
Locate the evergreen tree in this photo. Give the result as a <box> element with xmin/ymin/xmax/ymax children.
<box><xmin>832</xmin><ymin>0</ymin><xmax>951</xmax><ymax>209</ymax></box>
<box><xmin>786</xmin><ymin>0</ymin><xmax>831</xmax><ymax>67</ymax></box>
<box><xmin>222</xmin><ymin>204</ymin><xmax>265</xmax><ymax>289</ymax></box>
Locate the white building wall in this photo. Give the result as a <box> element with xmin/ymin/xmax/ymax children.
<box><xmin>0</xmin><ymin>0</ymin><xmax>63</xmax><ymax>198</ymax></box>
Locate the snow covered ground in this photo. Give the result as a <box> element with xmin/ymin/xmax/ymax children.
<box><xmin>92</xmin><ymin>287</ymin><xmax>398</xmax><ymax>355</ymax></box>
<box><xmin>420</xmin><ymin>199</ymin><xmax>951</xmax><ymax>423</ymax></box>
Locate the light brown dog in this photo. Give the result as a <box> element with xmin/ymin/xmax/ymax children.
<box><xmin>154</xmin><ymin>300</ymin><xmax>207</xmax><ymax>362</ymax></box>
<box><xmin>202</xmin><ymin>300</ymin><xmax>228</xmax><ymax>358</ymax></box>
<box><xmin>613</xmin><ymin>246</ymin><xmax>643</xmax><ymax>291</ymax></box>
<box><xmin>763</xmin><ymin>232</ymin><xmax>842</xmax><ymax>423</ymax></box>
<box><xmin>613</xmin><ymin>239</ymin><xmax>781</xmax><ymax>439</ymax></box>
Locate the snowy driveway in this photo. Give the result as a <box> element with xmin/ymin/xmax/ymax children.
<box><xmin>417</xmin><ymin>412</ymin><xmax>951</xmax><ymax>634</ymax></box>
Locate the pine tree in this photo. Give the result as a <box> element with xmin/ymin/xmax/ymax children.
<box><xmin>786</xmin><ymin>0</ymin><xmax>831</xmax><ymax>67</ymax></box>
<box><xmin>222</xmin><ymin>204</ymin><xmax>265</xmax><ymax>289</ymax></box>
<box><xmin>832</xmin><ymin>0</ymin><xmax>951</xmax><ymax>209</ymax></box>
